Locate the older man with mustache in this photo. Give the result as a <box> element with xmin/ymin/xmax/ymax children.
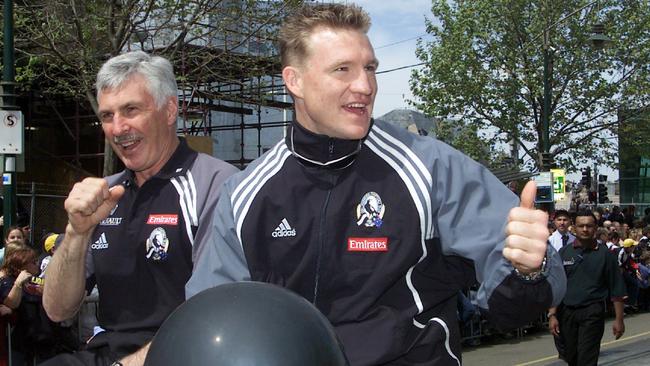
<box><xmin>42</xmin><ymin>51</ymin><xmax>238</xmax><ymax>366</ymax></box>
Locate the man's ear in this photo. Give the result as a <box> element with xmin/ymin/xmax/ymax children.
<box><xmin>165</xmin><ymin>97</ymin><xmax>179</xmax><ymax>126</ymax></box>
<box><xmin>282</xmin><ymin>66</ymin><xmax>304</xmax><ymax>99</ymax></box>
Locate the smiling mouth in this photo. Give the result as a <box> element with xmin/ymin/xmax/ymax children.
<box><xmin>343</xmin><ymin>103</ymin><xmax>368</xmax><ymax>115</ymax></box>
<box><xmin>114</xmin><ymin>134</ymin><xmax>143</xmax><ymax>150</ymax></box>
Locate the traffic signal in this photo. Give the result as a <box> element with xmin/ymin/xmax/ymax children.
<box><xmin>580</xmin><ymin>167</ymin><xmax>592</xmax><ymax>189</ymax></box>
<box><xmin>598</xmin><ymin>183</ymin><xmax>608</xmax><ymax>203</ymax></box>
<box><xmin>589</xmin><ymin>191</ymin><xmax>597</xmax><ymax>203</ymax></box>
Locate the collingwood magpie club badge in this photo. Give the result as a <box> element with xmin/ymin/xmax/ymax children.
<box><xmin>356</xmin><ymin>192</ymin><xmax>385</xmax><ymax>228</ymax></box>
<box><xmin>146</xmin><ymin>227</ymin><xmax>169</xmax><ymax>261</ymax></box>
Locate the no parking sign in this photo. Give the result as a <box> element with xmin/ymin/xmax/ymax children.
<box><xmin>0</xmin><ymin>110</ymin><xmax>23</xmax><ymax>154</ymax></box>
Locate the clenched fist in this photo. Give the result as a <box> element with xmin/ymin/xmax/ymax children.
<box><xmin>503</xmin><ymin>181</ymin><xmax>549</xmax><ymax>274</ymax></box>
<box><xmin>64</xmin><ymin>177</ymin><xmax>125</xmax><ymax>235</ymax></box>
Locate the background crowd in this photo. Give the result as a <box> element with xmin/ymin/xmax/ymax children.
<box><xmin>0</xmin><ymin>225</ymin><xmax>83</xmax><ymax>365</ymax></box>
<box><xmin>458</xmin><ymin>204</ymin><xmax>650</xmax><ymax>347</ymax></box>
<box><xmin>592</xmin><ymin>206</ymin><xmax>650</xmax><ymax>313</ymax></box>
<box><xmin>2</xmin><ymin>201</ymin><xmax>649</xmax><ymax>364</ymax></box>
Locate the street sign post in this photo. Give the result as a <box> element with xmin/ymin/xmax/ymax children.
<box><xmin>0</xmin><ymin>110</ymin><xmax>23</xmax><ymax>153</ymax></box>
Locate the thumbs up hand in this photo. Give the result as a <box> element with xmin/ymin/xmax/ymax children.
<box><xmin>503</xmin><ymin>181</ymin><xmax>549</xmax><ymax>274</ymax></box>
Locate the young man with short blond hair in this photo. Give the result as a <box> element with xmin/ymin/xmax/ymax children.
<box><xmin>188</xmin><ymin>4</ymin><xmax>566</xmax><ymax>364</ymax></box>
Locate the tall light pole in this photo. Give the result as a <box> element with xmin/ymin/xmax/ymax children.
<box><xmin>541</xmin><ymin>29</ymin><xmax>553</xmax><ymax>172</ymax></box>
<box><xmin>2</xmin><ymin>0</ymin><xmax>18</xmax><ymax>238</ymax></box>
<box><xmin>537</xmin><ymin>1</ymin><xmax>611</xmax><ymax>212</ymax></box>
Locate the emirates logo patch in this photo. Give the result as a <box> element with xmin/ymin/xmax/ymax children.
<box><xmin>147</xmin><ymin>214</ymin><xmax>178</xmax><ymax>226</ymax></box>
<box><xmin>347</xmin><ymin>237</ymin><xmax>388</xmax><ymax>252</ymax></box>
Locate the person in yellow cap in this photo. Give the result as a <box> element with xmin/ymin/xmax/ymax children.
<box><xmin>622</xmin><ymin>238</ymin><xmax>637</xmax><ymax>248</ymax></box>
<box><xmin>39</xmin><ymin>233</ymin><xmax>62</xmax><ymax>278</ymax></box>
<box><xmin>618</xmin><ymin>238</ymin><xmax>637</xmax><ymax>267</ymax></box>
<box><xmin>618</xmin><ymin>238</ymin><xmax>640</xmax><ymax>313</ymax></box>
<box><xmin>44</xmin><ymin>234</ymin><xmax>58</xmax><ymax>253</ymax></box>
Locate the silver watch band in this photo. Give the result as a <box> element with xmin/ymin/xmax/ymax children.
<box><xmin>513</xmin><ymin>255</ymin><xmax>547</xmax><ymax>281</ymax></box>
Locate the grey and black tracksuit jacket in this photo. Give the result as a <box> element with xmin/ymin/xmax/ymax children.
<box><xmin>85</xmin><ymin>139</ymin><xmax>238</xmax><ymax>359</ymax></box>
<box><xmin>187</xmin><ymin>120</ymin><xmax>566</xmax><ymax>365</ymax></box>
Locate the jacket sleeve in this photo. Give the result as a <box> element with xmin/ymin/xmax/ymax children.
<box><xmin>191</xmin><ymin>155</ymin><xmax>239</xmax><ymax>264</ymax></box>
<box><xmin>430</xmin><ymin>142</ymin><xmax>566</xmax><ymax>330</ymax></box>
<box><xmin>185</xmin><ymin>178</ymin><xmax>252</xmax><ymax>299</ymax></box>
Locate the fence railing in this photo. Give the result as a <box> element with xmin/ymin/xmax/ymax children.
<box><xmin>13</xmin><ymin>182</ymin><xmax>68</xmax><ymax>251</ymax></box>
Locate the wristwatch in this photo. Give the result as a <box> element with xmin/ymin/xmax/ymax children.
<box><xmin>513</xmin><ymin>255</ymin><xmax>547</xmax><ymax>282</ymax></box>
<box><xmin>110</xmin><ymin>362</ymin><xmax>123</xmax><ymax>366</ymax></box>
<box><xmin>547</xmin><ymin>312</ymin><xmax>557</xmax><ymax>319</ymax></box>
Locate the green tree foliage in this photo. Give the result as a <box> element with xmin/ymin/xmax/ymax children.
<box><xmin>410</xmin><ymin>0</ymin><xmax>650</xmax><ymax>173</ymax></box>
<box><xmin>6</xmin><ymin>0</ymin><xmax>303</xmax><ymax>175</ymax></box>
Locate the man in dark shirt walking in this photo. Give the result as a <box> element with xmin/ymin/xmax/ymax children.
<box><xmin>548</xmin><ymin>210</ymin><xmax>626</xmax><ymax>366</ymax></box>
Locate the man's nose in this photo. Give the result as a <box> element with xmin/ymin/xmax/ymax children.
<box><xmin>351</xmin><ymin>69</ymin><xmax>374</xmax><ymax>95</ymax></box>
<box><xmin>112</xmin><ymin>113</ymin><xmax>130</xmax><ymax>134</ymax></box>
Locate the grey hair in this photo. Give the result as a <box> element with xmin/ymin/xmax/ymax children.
<box><xmin>96</xmin><ymin>51</ymin><xmax>177</xmax><ymax>108</ymax></box>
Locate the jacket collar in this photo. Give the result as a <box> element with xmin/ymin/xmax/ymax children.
<box><xmin>285</xmin><ymin>119</ymin><xmax>371</xmax><ymax>169</ymax></box>
<box><xmin>573</xmin><ymin>239</ymin><xmax>598</xmax><ymax>251</ymax></box>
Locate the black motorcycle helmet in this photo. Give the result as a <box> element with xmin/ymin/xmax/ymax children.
<box><xmin>145</xmin><ymin>282</ymin><xmax>349</xmax><ymax>366</ymax></box>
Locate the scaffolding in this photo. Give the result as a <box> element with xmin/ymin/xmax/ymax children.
<box><xmin>7</xmin><ymin>0</ymin><xmax>306</xmax><ymax>185</ymax></box>
<box><xmin>173</xmin><ymin>43</ymin><xmax>293</xmax><ymax>167</ymax></box>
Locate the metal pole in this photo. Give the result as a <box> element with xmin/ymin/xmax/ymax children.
<box><xmin>542</xmin><ymin>30</ymin><xmax>552</xmax><ymax>170</ymax></box>
<box><xmin>541</xmin><ymin>29</ymin><xmax>555</xmax><ymax>212</ymax></box>
<box><xmin>29</xmin><ymin>182</ymin><xmax>36</xmax><ymax>243</ymax></box>
<box><xmin>2</xmin><ymin>0</ymin><xmax>14</xmax><ymax>89</ymax></box>
<box><xmin>594</xmin><ymin>164</ymin><xmax>598</xmax><ymax>208</ymax></box>
<box><xmin>2</xmin><ymin>0</ymin><xmax>17</xmax><ymax>239</ymax></box>
<box><xmin>7</xmin><ymin>322</ymin><xmax>12</xmax><ymax>366</ymax></box>
<box><xmin>2</xmin><ymin>157</ymin><xmax>16</xmax><ymax>233</ymax></box>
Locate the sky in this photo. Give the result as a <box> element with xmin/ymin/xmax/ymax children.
<box><xmin>352</xmin><ymin>0</ymin><xmax>433</xmax><ymax>117</ymax></box>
